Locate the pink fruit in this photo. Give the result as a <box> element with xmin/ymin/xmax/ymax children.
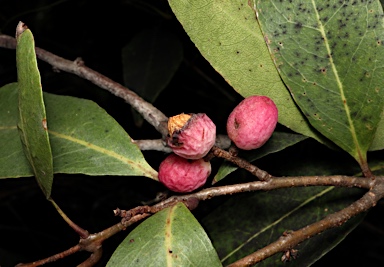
<box><xmin>167</xmin><ymin>113</ymin><xmax>216</xmax><ymax>160</ymax></box>
<box><xmin>226</xmin><ymin>95</ymin><xmax>278</xmax><ymax>150</ymax></box>
<box><xmin>158</xmin><ymin>153</ymin><xmax>211</xmax><ymax>193</ymax></box>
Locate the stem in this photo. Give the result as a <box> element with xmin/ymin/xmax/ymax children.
<box><xmin>49</xmin><ymin>198</ymin><xmax>89</xmax><ymax>238</ymax></box>
<box><xmin>14</xmin><ymin>176</ymin><xmax>380</xmax><ymax>266</ymax></box>
<box><xmin>0</xmin><ymin>34</ymin><xmax>169</xmax><ymax>137</ymax></box>
<box><xmin>211</xmin><ymin>146</ymin><xmax>272</xmax><ymax>181</ymax></box>
<box><xmin>15</xmin><ymin>245</ymin><xmax>81</xmax><ymax>267</ymax></box>
<box><xmin>227</xmin><ymin>180</ymin><xmax>384</xmax><ymax>266</ymax></box>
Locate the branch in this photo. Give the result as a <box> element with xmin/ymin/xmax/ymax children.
<box><xmin>1</xmin><ymin>32</ymin><xmax>381</xmax><ymax>266</ymax></box>
<box><xmin>227</xmin><ymin>180</ymin><xmax>384</xmax><ymax>266</ymax></box>
<box><xmin>211</xmin><ymin>146</ymin><xmax>271</xmax><ymax>181</ymax></box>
<box><xmin>0</xmin><ymin>34</ymin><xmax>169</xmax><ymax>137</ymax></box>
<box><xmin>15</xmin><ymin>245</ymin><xmax>81</xmax><ymax>267</ymax></box>
<box><xmin>133</xmin><ymin>134</ymin><xmax>231</xmax><ymax>151</ymax></box>
<box><xmin>14</xmin><ymin>175</ymin><xmax>377</xmax><ymax>266</ymax></box>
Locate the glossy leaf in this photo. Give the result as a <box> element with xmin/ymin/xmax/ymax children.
<box><xmin>213</xmin><ymin>132</ymin><xmax>308</xmax><ymax>184</ymax></box>
<box><xmin>0</xmin><ymin>83</ymin><xmax>158</xmax><ymax>180</ymax></box>
<box><xmin>16</xmin><ymin>23</ymin><xmax>53</xmax><ymax>198</ymax></box>
<box><xmin>107</xmin><ymin>202</ymin><xmax>222</xmax><ymax>267</ymax></box>
<box><xmin>122</xmin><ymin>28</ymin><xmax>183</xmax><ymax>126</ymax></box>
<box><xmin>255</xmin><ymin>1</ymin><xmax>384</xmax><ymax>165</ymax></box>
<box><xmin>168</xmin><ymin>0</ymin><xmax>329</xmax><ymax>144</ymax></box>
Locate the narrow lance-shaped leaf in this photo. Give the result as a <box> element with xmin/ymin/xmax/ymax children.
<box><xmin>255</xmin><ymin>1</ymin><xmax>384</xmax><ymax>172</ymax></box>
<box><xmin>16</xmin><ymin>22</ymin><xmax>53</xmax><ymax>198</ymax></box>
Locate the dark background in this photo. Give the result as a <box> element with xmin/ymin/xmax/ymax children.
<box><xmin>1</xmin><ymin>0</ymin><xmax>384</xmax><ymax>266</ymax></box>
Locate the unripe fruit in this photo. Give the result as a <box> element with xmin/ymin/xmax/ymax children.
<box><xmin>158</xmin><ymin>153</ymin><xmax>211</xmax><ymax>193</ymax></box>
<box><xmin>226</xmin><ymin>95</ymin><xmax>278</xmax><ymax>150</ymax></box>
<box><xmin>167</xmin><ymin>113</ymin><xmax>216</xmax><ymax>160</ymax></box>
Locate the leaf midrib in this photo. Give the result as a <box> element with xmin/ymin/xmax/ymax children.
<box><xmin>311</xmin><ymin>0</ymin><xmax>361</xmax><ymax>159</ymax></box>
<box><xmin>49</xmin><ymin>130</ymin><xmax>158</xmax><ymax>178</ymax></box>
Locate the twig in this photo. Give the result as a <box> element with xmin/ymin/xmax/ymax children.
<box><xmin>49</xmin><ymin>198</ymin><xmax>89</xmax><ymax>238</ymax></box>
<box><xmin>227</xmin><ymin>180</ymin><xmax>384</xmax><ymax>266</ymax></box>
<box><xmin>14</xmin><ymin>175</ymin><xmax>377</xmax><ymax>266</ymax></box>
<box><xmin>15</xmin><ymin>245</ymin><xmax>81</xmax><ymax>267</ymax></box>
<box><xmin>1</xmin><ymin>32</ymin><xmax>382</xmax><ymax>267</ymax></box>
<box><xmin>0</xmin><ymin>34</ymin><xmax>169</xmax><ymax>137</ymax></box>
<box><xmin>211</xmin><ymin>146</ymin><xmax>272</xmax><ymax>181</ymax></box>
<box><xmin>133</xmin><ymin>134</ymin><xmax>231</xmax><ymax>151</ymax></box>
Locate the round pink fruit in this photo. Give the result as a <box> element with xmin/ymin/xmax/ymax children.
<box><xmin>167</xmin><ymin>113</ymin><xmax>216</xmax><ymax>160</ymax></box>
<box><xmin>226</xmin><ymin>95</ymin><xmax>278</xmax><ymax>150</ymax></box>
<box><xmin>158</xmin><ymin>153</ymin><xmax>211</xmax><ymax>193</ymax></box>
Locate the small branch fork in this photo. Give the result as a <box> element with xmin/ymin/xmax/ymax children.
<box><xmin>1</xmin><ymin>33</ymin><xmax>383</xmax><ymax>266</ymax></box>
<box><xmin>15</xmin><ymin>170</ymin><xmax>382</xmax><ymax>266</ymax></box>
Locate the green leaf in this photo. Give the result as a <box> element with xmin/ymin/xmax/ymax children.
<box><xmin>0</xmin><ymin>83</ymin><xmax>158</xmax><ymax>180</ymax></box>
<box><xmin>122</xmin><ymin>28</ymin><xmax>183</xmax><ymax>127</ymax></box>
<box><xmin>255</xmin><ymin>1</ymin><xmax>384</xmax><ymax>166</ymax></box>
<box><xmin>213</xmin><ymin>132</ymin><xmax>308</xmax><ymax>184</ymax></box>
<box><xmin>107</xmin><ymin>202</ymin><xmax>222</xmax><ymax>267</ymax></box>
<box><xmin>370</xmin><ymin>112</ymin><xmax>384</xmax><ymax>150</ymax></box>
<box><xmin>0</xmin><ymin>83</ymin><xmax>33</xmax><ymax>178</ymax></box>
<box><xmin>168</xmin><ymin>0</ymin><xmax>328</xmax><ymax>144</ymax></box>
<box><xmin>16</xmin><ymin>22</ymin><xmax>53</xmax><ymax>198</ymax></box>
<box><xmin>202</xmin><ymin>186</ymin><xmax>364</xmax><ymax>266</ymax></box>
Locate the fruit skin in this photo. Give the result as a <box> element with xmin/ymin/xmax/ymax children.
<box><xmin>226</xmin><ymin>95</ymin><xmax>278</xmax><ymax>150</ymax></box>
<box><xmin>158</xmin><ymin>153</ymin><xmax>211</xmax><ymax>193</ymax></box>
<box><xmin>167</xmin><ymin>113</ymin><xmax>216</xmax><ymax>160</ymax></box>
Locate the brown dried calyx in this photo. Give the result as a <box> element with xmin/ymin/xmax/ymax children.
<box><xmin>168</xmin><ymin>113</ymin><xmax>192</xmax><ymax>137</ymax></box>
<box><xmin>167</xmin><ymin>113</ymin><xmax>216</xmax><ymax>160</ymax></box>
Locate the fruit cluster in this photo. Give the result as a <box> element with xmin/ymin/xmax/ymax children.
<box><xmin>158</xmin><ymin>95</ymin><xmax>278</xmax><ymax>193</ymax></box>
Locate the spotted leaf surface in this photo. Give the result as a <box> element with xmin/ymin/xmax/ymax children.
<box><xmin>168</xmin><ymin>0</ymin><xmax>330</xmax><ymax>145</ymax></box>
<box><xmin>256</xmin><ymin>1</ymin><xmax>384</xmax><ymax>165</ymax></box>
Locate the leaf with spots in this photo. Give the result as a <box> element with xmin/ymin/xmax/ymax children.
<box><xmin>106</xmin><ymin>202</ymin><xmax>222</xmax><ymax>267</ymax></box>
<box><xmin>0</xmin><ymin>83</ymin><xmax>158</xmax><ymax>180</ymax></box>
<box><xmin>168</xmin><ymin>0</ymin><xmax>330</xmax><ymax>145</ymax></box>
<box><xmin>255</xmin><ymin>1</ymin><xmax>384</xmax><ymax>173</ymax></box>
<box><xmin>16</xmin><ymin>22</ymin><xmax>53</xmax><ymax>198</ymax></box>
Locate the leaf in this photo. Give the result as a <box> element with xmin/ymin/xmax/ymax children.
<box><xmin>168</xmin><ymin>0</ymin><xmax>329</xmax><ymax>145</ymax></box>
<box><xmin>213</xmin><ymin>132</ymin><xmax>308</xmax><ymax>184</ymax></box>
<box><xmin>255</xmin><ymin>1</ymin><xmax>384</xmax><ymax>166</ymax></box>
<box><xmin>16</xmin><ymin>22</ymin><xmax>53</xmax><ymax>198</ymax></box>
<box><xmin>202</xmin><ymin>186</ymin><xmax>364</xmax><ymax>266</ymax></box>
<box><xmin>107</xmin><ymin>202</ymin><xmax>222</xmax><ymax>267</ymax></box>
<box><xmin>122</xmin><ymin>28</ymin><xmax>183</xmax><ymax>126</ymax></box>
<box><xmin>0</xmin><ymin>83</ymin><xmax>32</xmax><ymax>178</ymax></box>
<box><xmin>0</xmin><ymin>83</ymin><xmax>158</xmax><ymax>180</ymax></box>
<box><xmin>370</xmin><ymin>111</ymin><xmax>384</xmax><ymax>150</ymax></box>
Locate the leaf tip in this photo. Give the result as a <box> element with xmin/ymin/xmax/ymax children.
<box><xmin>16</xmin><ymin>21</ymin><xmax>28</xmax><ymax>39</ymax></box>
